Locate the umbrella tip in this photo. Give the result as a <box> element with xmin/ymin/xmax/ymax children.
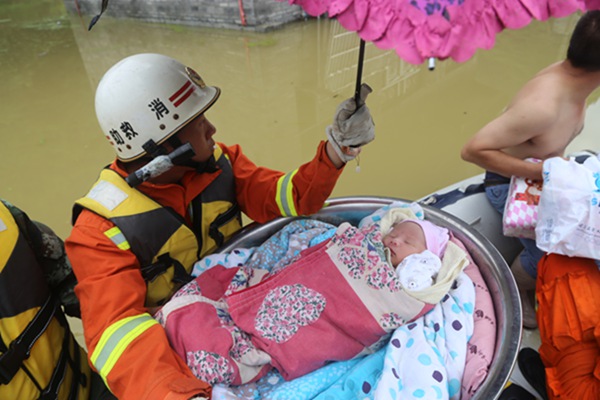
<box><xmin>428</xmin><ymin>58</ymin><xmax>436</xmax><ymax>71</ymax></box>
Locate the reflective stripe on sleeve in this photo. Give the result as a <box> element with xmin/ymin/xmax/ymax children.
<box><xmin>104</xmin><ymin>227</ymin><xmax>131</xmax><ymax>250</ymax></box>
<box><xmin>90</xmin><ymin>314</ymin><xmax>158</xmax><ymax>385</ymax></box>
<box><xmin>275</xmin><ymin>169</ymin><xmax>299</xmax><ymax>217</ymax></box>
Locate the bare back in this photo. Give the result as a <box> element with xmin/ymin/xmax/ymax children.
<box><xmin>502</xmin><ymin>62</ymin><xmax>586</xmax><ymax>160</ymax></box>
<box><xmin>461</xmin><ymin>61</ymin><xmax>599</xmax><ymax>180</ymax></box>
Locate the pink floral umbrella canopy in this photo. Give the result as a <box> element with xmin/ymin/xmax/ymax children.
<box><xmin>283</xmin><ymin>0</ymin><xmax>600</xmax><ymax>64</ymax></box>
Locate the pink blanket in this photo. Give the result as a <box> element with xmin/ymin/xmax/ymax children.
<box><xmin>160</xmin><ymin>222</ymin><xmax>433</xmax><ymax>385</ymax></box>
<box><xmin>450</xmin><ymin>236</ymin><xmax>497</xmax><ymax>399</ymax></box>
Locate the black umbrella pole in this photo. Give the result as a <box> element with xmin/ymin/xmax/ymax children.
<box><xmin>354</xmin><ymin>39</ymin><xmax>366</xmax><ymax>107</ymax></box>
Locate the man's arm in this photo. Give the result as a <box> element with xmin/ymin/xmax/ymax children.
<box><xmin>224</xmin><ymin>141</ymin><xmax>344</xmax><ymax>224</ymax></box>
<box><xmin>461</xmin><ymin>104</ymin><xmax>555</xmax><ymax>180</ymax></box>
<box><xmin>66</xmin><ymin>211</ymin><xmax>211</xmax><ymax>400</ymax></box>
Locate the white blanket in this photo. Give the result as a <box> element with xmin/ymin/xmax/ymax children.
<box><xmin>374</xmin><ymin>272</ymin><xmax>475</xmax><ymax>399</ymax></box>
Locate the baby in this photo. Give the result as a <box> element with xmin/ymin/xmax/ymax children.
<box><xmin>383</xmin><ymin>219</ymin><xmax>450</xmax><ymax>291</ymax></box>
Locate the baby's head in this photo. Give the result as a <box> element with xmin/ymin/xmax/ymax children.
<box><xmin>382</xmin><ymin>219</ymin><xmax>449</xmax><ymax>267</ymax></box>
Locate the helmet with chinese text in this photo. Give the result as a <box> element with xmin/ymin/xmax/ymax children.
<box><xmin>95</xmin><ymin>53</ymin><xmax>220</xmax><ymax>162</ymax></box>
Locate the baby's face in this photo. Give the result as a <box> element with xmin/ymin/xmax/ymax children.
<box><xmin>382</xmin><ymin>221</ymin><xmax>427</xmax><ymax>267</ymax></box>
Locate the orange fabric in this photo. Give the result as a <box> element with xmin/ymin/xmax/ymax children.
<box><xmin>536</xmin><ymin>254</ymin><xmax>600</xmax><ymax>400</ymax></box>
<box><xmin>223</xmin><ymin>141</ymin><xmax>343</xmax><ymax>223</ymax></box>
<box><xmin>65</xmin><ymin>142</ymin><xmax>342</xmax><ymax>400</ymax></box>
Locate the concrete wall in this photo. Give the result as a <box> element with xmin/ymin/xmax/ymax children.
<box><xmin>64</xmin><ymin>0</ymin><xmax>306</xmax><ymax>31</ymax></box>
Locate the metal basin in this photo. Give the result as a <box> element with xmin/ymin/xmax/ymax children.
<box><xmin>219</xmin><ymin>196</ymin><xmax>521</xmax><ymax>400</ymax></box>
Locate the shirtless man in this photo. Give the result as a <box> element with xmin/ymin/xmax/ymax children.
<box><xmin>461</xmin><ymin>11</ymin><xmax>600</xmax><ymax>329</ymax></box>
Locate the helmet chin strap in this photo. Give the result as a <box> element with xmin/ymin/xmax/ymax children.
<box><xmin>177</xmin><ymin>156</ymin><xmax>218</xmax><ymax>173</ymax></box>
<box><xmin>166</xmin><ymin>136</ymin><xmax>218</xmax><ymax>173</ymax></box>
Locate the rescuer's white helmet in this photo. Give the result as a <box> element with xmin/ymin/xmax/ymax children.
<box><xmin>95</xmin><ymin>53</ymin><xmax>220</xmax><ymax>162</ymax></box>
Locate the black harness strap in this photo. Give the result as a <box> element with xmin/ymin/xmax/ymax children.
<box><xmin>0</xmin><ymin>294</ymin><xmax>84</xmax><ymax>398</ymax></box>
<box><xmin>140</xmin><ymin>253</ymin><xmax>170</xmax><ymax>283</ymax></box>
<box><xmin>59</xmin><ymin>311</ymin><xmax>85</xmax><ymax>400</ymax></box>
<box><xmin>66</xmin><ymin>336</ymin><xmax>83</xmax><ymax>400</ymax></box>
<box><xmin>0</xmin><ymin>295</ymin><xmax>58</xmax><ymax>385</ymax></box>
<box><xmin>208</xmin><ymin>203</ymin><xmax>241</xmax><ymax>249</ymax></box>
<box><xmin>141</xmin><ymin>253</ymin><xmax>193</xmax><ymax>286</ymax></box>
<box><xmin>38</xmin><ymin>311</ymin><xmax>85</xmax><ymax>400</ymax></box>
<box><xmin>38</xmin><ymin>330</ymin><xmax>69</xmax><ymax>400</ymax></box>
<box><xmin>140</xmin><ymin>253</ymin><xmax>194</xmax><ymax>305</ymax></box>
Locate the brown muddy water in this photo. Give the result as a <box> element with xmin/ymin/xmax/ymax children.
<box><xmin>2</xmin><ymin>1</ymin><xmax>600</xmax><ymax>239</ymax></box>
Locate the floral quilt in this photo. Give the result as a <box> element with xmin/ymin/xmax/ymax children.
<box><xmin>158</xmin><ymin>220</ymin><xmax>432</xmax><ymax>385</ymax></box>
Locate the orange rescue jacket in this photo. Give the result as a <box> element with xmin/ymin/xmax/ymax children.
<box><xmin>65</xmin><ymin>141</ymin><xmax>343</xmax><ymax>400</ymax></box>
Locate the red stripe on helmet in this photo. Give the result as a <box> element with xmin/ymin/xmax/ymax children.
<box><xmin>169</xmin><ymin>80</ymin><xmax>192</xmax><ymax>103</ymax></box>
<box><xmin>172</xmin><ymin>86</ymin><xmax>195</xmax><ymax>107</ymax></box>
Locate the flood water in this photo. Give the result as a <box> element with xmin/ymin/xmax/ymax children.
<box><xmin>2</xmin><ymin>1</ymin><xmax>599</xmax><ymax>239</ymax></box>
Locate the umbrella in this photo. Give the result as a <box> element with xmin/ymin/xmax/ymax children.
<box><xmin>283</xmin><ymin>0</ymin><xmax>600</xmax><ymax>101</ymax></box>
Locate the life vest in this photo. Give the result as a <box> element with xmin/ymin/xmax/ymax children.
<box><xmin>0</xmin><ymin>201</ymin><xmax>91</xmax><ymax>400</ymax></box>
<box><xmin>73</xmin><ymin>145</ymin><xmax>242</xmax><ymax>307</ymax></box>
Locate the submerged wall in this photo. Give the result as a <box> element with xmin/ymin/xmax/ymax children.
<box><xmin>64</xmin><ymin>0</ymin><xmax>306</xmax><ymax>31</ymax></box>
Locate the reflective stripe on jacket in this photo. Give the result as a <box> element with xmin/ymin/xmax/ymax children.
<box><xmin>0</xmin><ymin>201</ymin><xmax>91</xmax><ymax>400</ymax></box>
<box><xmin>89</xmin><ymin>313</ymin><xmax>158</xmax><ymax>388</ymax></box>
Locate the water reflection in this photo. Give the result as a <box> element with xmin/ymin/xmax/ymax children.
<box><xmin>1</xmin><ymin>1</ymin><xmax>597</xmax><ymax>238</ymax></box>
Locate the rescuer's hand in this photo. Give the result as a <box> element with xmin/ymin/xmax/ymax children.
<box><xmin>326</xmin><ymin>83</ymin><xmax>375</xmax><ymax>162</ymax></box>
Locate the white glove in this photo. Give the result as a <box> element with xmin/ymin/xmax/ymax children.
<box><xmin>326</xmin><ymin>83</ymin><xmax>375</xmax><ymax>162</ymax></box>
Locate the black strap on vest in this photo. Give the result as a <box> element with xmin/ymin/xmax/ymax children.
<box><xmin>0</xmin><ymin>294</ymin><xmax>85</xmax><ymax>399</ymax></box>
<box><xmin>208</xmin><ymin>203</ymin><xmax>241</xmax><ymax>249</ymax></box>
<box><xmin>140</xmin><ymin>253</ymin><xmax>193</xmax><ymax>286</ymax></box>
<box><xmin>54</xmin><ymin>310</ymin><xmax>85</xmax><ymax>400</ymax></box>
<box><xmin>38</xmin><ymin>310</ymin><xmax>84</xmax><ymax>400</ymax></box>
<box><xmin>38</xmin><ymin>328</ymin><xmax>70</xmax><ymax>400</ymax></box>
<box><xmin>66</xmin><ymin>339</ymin><xmax>83</xmax><ymax>400</ymax></box>
<box><xmin>0</xmin><ymin>295</ymin><xmax>58</xmax><ymax>385</ymax></box>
